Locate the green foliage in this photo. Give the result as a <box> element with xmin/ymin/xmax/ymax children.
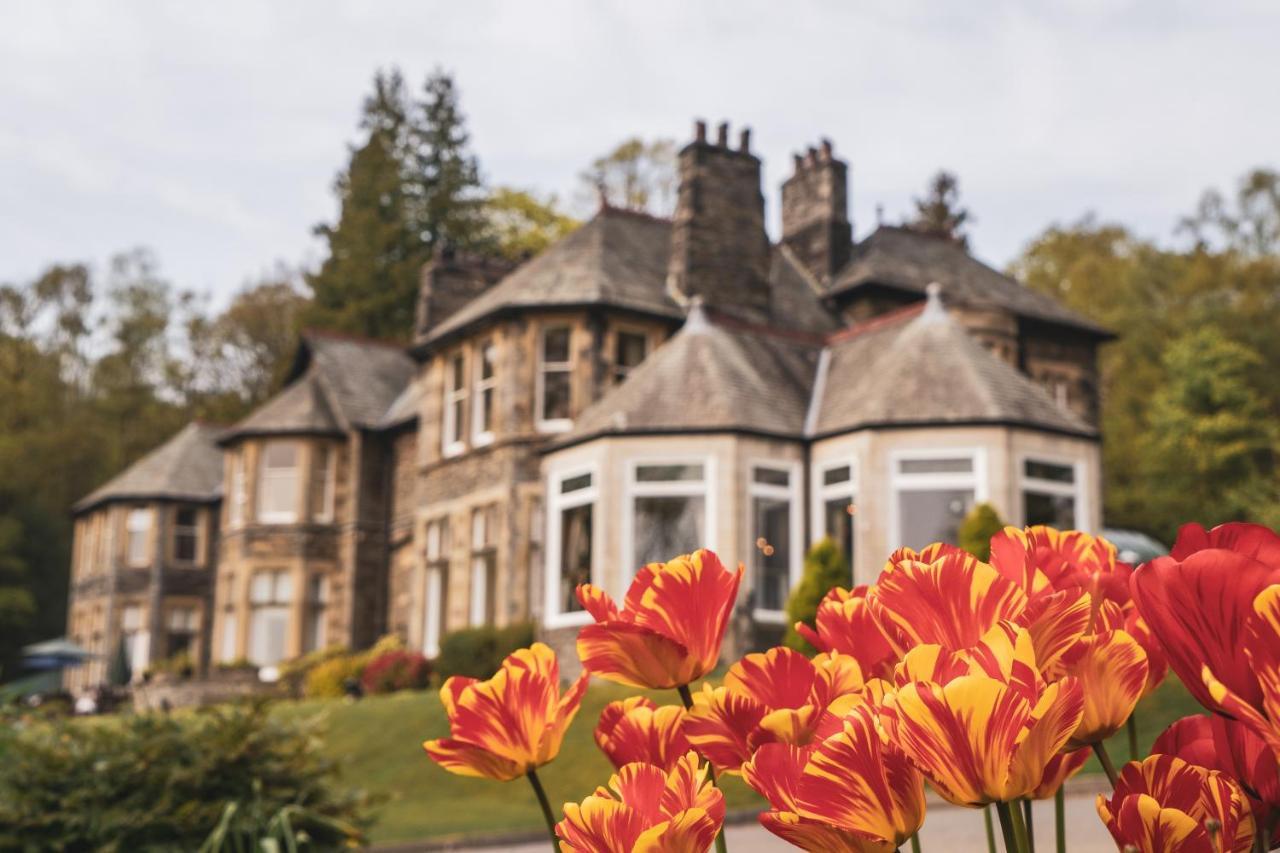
<box><xmin>483</xmin><ymin>187</ymin><xmax>579</xmax><ymax>260</ymax></box>
<box><xmin>301</xmin><ymin>635</ymin><xmax>405</xmax><ymax>698</ymax></box>
<box><xmin>907</xmin><ymin>170</ymin><xmax>972</xmax><ymax>248</ymax></box>
<box><xmin>435</xmin><ymin>622</ymin><xmax>536</xmax><ymax>683</ymax></box>
<box><xmin>200</xmin><ymin>793</ymin><xmax>364</xmax><ymax>852</ymax></box>
<box><xmin>958</xmin><ymin>502</ymin><xmax>1005</xmax><ymax>561</ymax></box>
<box><xmin>577</xmin><ymin>137</ymin><xmax>677</xmax><ymax>216</ymax></box>
<box><xmin>0</xmin><ymin>702</ymin><xmax>372</xmax><ymax>851</ymax></box>
<box><xmin>279</xmin><ymin>644</ymin><xmax>349</xmax><ymax>696</ymax></box>
<box><xmin>783</xmin><ymin>539</ymin><xmax>849</xmax><ymax>653</ymax></box>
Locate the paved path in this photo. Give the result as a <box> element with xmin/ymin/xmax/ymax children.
<box><xmin>450</xmin><ymin>786</ymin><xmax>1115</xmax><ymax>852</ymax></box>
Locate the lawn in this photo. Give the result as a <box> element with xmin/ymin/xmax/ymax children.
<box><xmin>274</xmin><ymin>673</ymin><xmax>1202</xmax><ymax>844</ymax></box>
<box><xmin>274</xmin><ymin>679</ymin><xmax>765</xmax><ymax>844</ymax></box>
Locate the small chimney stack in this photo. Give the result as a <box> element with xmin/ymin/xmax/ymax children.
<box><xmin>780</xmin><ymin>136</ymin><xmax>852</xmax><ymax>283</ymax></box>
<box><xmin>716</xmin><ymin>121</ymin><xmax>729</xmax><ymax>147</ymax></box>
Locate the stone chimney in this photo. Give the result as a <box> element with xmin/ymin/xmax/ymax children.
<box><xmin>414</xmin><ymin>245</ymin><xmax>512</xmax><ymax>344</ymax></box>
<box><xmin>666</xmin><ymin>119</ymin><xmax>772</xmax><ymax>321</ymax></box>
<box><xmin>780</xmin><ymin>138</ymin><xmax>852</xmax><ymax>283</ymax></box>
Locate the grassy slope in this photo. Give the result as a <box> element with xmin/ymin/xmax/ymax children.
<box><xmin>276</xmin><ymin>674</ymin><xmax>1200</xmax><ymax>843</ymax></box>
<box><xmin>275</xmin><ymin>680</ymin><xmax>763</xmax><ymax>844</ymax></box>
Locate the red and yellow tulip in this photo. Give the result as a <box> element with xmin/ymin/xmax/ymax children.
<box><xmin>576</xmin><ymin>549</ymin><xmax>743</xmax><ymax>690</ymax></box>
<box><xmin>990</xmin><ymin>525</ymin><xmax>1132</xmax><ymax>609</ymax></box>
<box><xmin>423</xmin><ymin>643</ymin><xmax>589</xmax><ymax>781</ymax></box>
<box><xmin>794</xmin><ymin>585</ymin><xmax>898</xmax><ymax>678</ymax></box>
<box><xmin>684</xmin><ymin>646</ymin><xmax>866</xmax><ymax>772</ymax></box>
<box><xmin>1132</xmin><ymin>522</ymin><xmax>1280</xmax><ymax>715</ymax></box>
<box><xmin>1058</xmin><ymin>623</ymin><xmax>1149</xmax><ymax>749</ymax></box>
<box><xmin>882</xmin><ymin>623</ymin><xmax>1085</xmax><ymax>806</ymax></box>
<box><xmin>556</xmin><ymin>751</ymin><xmax>725</xmax><ymax>853</ymax></box>
<box><xmin>1031</xmin><ymin>748</ymin><xmax>1090</xmax><ymax>800</ymax></box>
<box><xmin>1096</xmin><ymin>753</ymin><xmax>1255</xmax><ymax>853</ymax></box>
<box><xmin>594</xmin><ymin>697</ymin><xmax>691</xmax><ymax>772</ymax></box>
<box><xmin>1203</xmin><ymin>583</ymin><xmax>1280</xmax><ymax>756</ymax></box>
<box><xmin>742</xmin><ymin>705</ymin><xmax>926</xmax><ymax>852</ymax></box>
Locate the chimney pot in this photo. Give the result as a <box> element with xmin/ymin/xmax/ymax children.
<box><xmin>716</xmin><ymin>122</ymin><xmax>729</xmax><ymax>147</ymax></box>
<box><xmin>820</xmin><ymin>138</ymin><xmax>833</xmax><ymax>159</ymax></box>
<box><xmin>806</xmin><ymin>147</ymin><xmax>818</xmax><ymax>167</ymax></box>
<box><xmin>738</xmin><ymin>127</ymin><xmax>751</xmax><ymax>153</ymax></box>
<box><xmin>694</xmin><ymin>119</ymin><xmax>707</xmax><ymax>143</ymax></box>
<box><xmin>793</xmin><ymin>153</ymin><xmax>804</xmax><ymax>170</ymax></box>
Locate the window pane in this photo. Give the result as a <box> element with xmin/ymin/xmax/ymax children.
<box><xmin>220</xmin><ymin>613</ymin><xmax>238</xmax><ymax>662</ymax></box>
<box><xmin>754</xmin><ymin>496</ymin><xmax>791</xmax><ymax>611</ymax></box>
<box><xmin>822</xmin><ymin>465</ymin><xmax>852</xmax><ymax>486</ymax></box>
<box><xmin>426</xmin><ymin>521</ymin><xmax>441</xmax><ymax>560</ymax></box>
<box><xmin>898</xmin><ymin>489</ymin><xmax>975</xmax><ymax>550</ymax></box>
<box><xmin>479</xmin><ymin>343</ymin><xmax>495</xmax><ymax>380</ymax></box>
<box><xmin>559</xmin><ymin>503</ymin><xmax>593</xmax><ymax>613</ymax></box>
<box><xmin>175</xmin><ymin>531</ymin><xmax>197</xmax><ymax>562</ymax></box>
<box><xmin>264</xmin><ymin>442</ymin><xmax>297</xmax><ymax>469</ymax></box>
<box><xmin>635</xmin><ymin>464</ymin><xmax>705</xmax><ymax>483</ymax></box>
<box><xmin>824</xmin><ymin>497</ymin><xmax>855</xmax><ymax>583</ymax></box>
<box><xmin>1024</xmin><ymin>491</ymin><xmax>1076</xmax><ymax>528</ymax></box>
<box><xmin>469</xmin><ymin>554</ymin><xmax>496</xmax><ymax>625</ymax></box>
<box><xmin>249</xmin><ymin>605</ymin><xmax>289</xmax><ymax>665</ymax></box>
<box><xmin>450</xmin><ymin>354</ymin><xmax>465</xmax><ymax>390</ymax></box>
<box><xmin>476</xmin><ymin>387</ymin><xmax>493</xmax><ymax>434</ymax></box>
<box><xmin>250</xmin><ymin>573</ymin><xmax>273</xmax><ymax>604</ymax></box>
<box><xmin>543</xmin><ymin>328</ymin><xmax>571</xmax><ymax>363</ymax></box>
<box><xmin>274</xmin><ymin>572</ymin><xmax>293</xmax><ymax>603</ymax></box>
<box><xmin>423</xmin><ymin>566</ymin><xmax>444</xmax><ymax>657</ymax></box>
<box><xmin>633</xmin><ymin>495</ymin><xmax>705</xmax><ymax>567</ymax></box>
<box><xmin>560</xmin><ymin>472</ymin><xmax>593</xmax><ymax>494</ymax></box>
<box><xmin>1024</xmin><ymin>460</ymin><xmax>1075</xmax><ymax>483</ymax></box>
<box><xmin>176</xmin><ymin>507</ymin><xmax>197</xmax><ymax>526</ymax></box>
<box><xmin>614</xmin><ymin>331</ymin><xmax>647</xmax><ymax>381</ymax></box>
<box><xmin>898</xmin><ymin>457</ymin><xmax>972</xmax><ymax>475</ymax></box>
<box><xmin>541</xmin><ymin>370</ymin><xmax>571</xmax><ymax>421</ymax></box>
<box><xmin>753</xmin><ymin>467</ymin><xmax>790</xmax><ymax>487</ymax></box>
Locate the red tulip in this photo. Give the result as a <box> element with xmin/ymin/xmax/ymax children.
<box><xmin>1097</xmin><ymin>754</ymin><xmax>1255</xmax><ymax>853</ymax></box>
<box><xmin>594</xmin><ymin>697</ymin><xmax>691</xmax><ymax>772</ymax></box>
<box><xmin>795</xmin><ymin>585</ymin><xmax>898</xmax><ymax>678</ymax></box>
<box><xmin>990</xmin><ymin>525</ymin><xmax>1133</xmax><ymax>609</ymax></box>
<box><xmin>576</xmin><ymin>549</ymin><xmax>743</xmax><ymax>689</ymax></box>
<box><xmin>1203</xmin><ymin>584</ymin><xmax>1280</xmax><ymax>755</ymax></box>
<box><xmin>1131</xmin><ymin>523</ymin><xmax>1280</xmax><ymax>714</ymax></box>
<box><xmin>1153</xmin><ymin>715</ymin><xmax>1280</xmax><ymax>842</ymax></box>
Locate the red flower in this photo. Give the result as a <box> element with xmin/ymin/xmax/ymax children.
<box><xmin>991</xmin><ymin>525</ymin><xmax>1133</xmax><ymax>607</ymax></box>
<box><xmin>1203</xmin><ymin>583</ymin><xmax>1280</xmax><ymax>756</ymax></box>
<box><xmin>794</xmin><ymin>586</ymin><xmax>898</xmax><ymax>678</ymax></box>
<box><xmin>576</xmin><ymin>549</ymin><xmax>743</xmax><ymax>689</ymax></box>
<box><xmin>1153</xmin><ymin>715</ymin><xmax>1280</xmax><ymax>841</ymax></box>
<box><xmin>594</xmin><ymin>697</ymin><xmax>691</xmax><ymax>772</ymax></box>
<box><xmin>1131</xmin><ymin>522</ymin><xmax>1280</xmax><ymax>714</ymax></box>
<box><xmin>1096</xmin><ymin>754</ymin><xmax>1255</xmax><ymax>853</ymax></box>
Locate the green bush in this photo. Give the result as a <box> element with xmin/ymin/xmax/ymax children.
<box><xmin>360</xmin><ymin>650</ymin><xmax>432</xmax><ymax>694</ymax></box>
<box><xmin>783</xmin><ymin>538</ymin><xmax>850</xmax><ymax>653</ymax></box>
<box><xmin>0</xmin><ymin>702</ymin><xmax>372</xmax><ymax>851</ymax></box>
<box><xmin>279</xmin><ymin>644</ymin><xmax>349</xmax><ymax>696</ymax></box>
<box><xmin>300</xmin><ymin>634</ymin><xmax>407</xmax><ymax>698</ymax></box>
<box><xmin>435</xmin><ymin>622</ymin><xmax>536</xmax><ymax>682</ymax></box>
<box><xmin>958</xmin><ymin>502</ymin><xmax>1005</xmax><ymax>561</ymax></box>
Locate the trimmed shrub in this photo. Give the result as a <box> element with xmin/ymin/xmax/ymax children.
<box><xmin>783</xmin><ymin>538</ymin><xmax>850</xmax><ymax>653</ymax></box>
<box><xmin>0</xmin><ymin>702</ymin><xmax>372</xmax><ymax>850</ymax></box>
<box><xmin>436</xmin><ymin>622</ymin><xmax>536</xmax><ymax>682</ymax></box>
<box><xmin>360</xmin><ymin>650</ymin><xmax>432</xmax><ymax>695</ymax></box>
<box><xmin>304</xmin><ymin>653</ymin><xmax>367</xmax><ymax>699</ymax></box>
<box><xmin>958</xmin><ymin>502</ymin><xmax>1005</xmax><ymax>561</ymax></box>
<box><xmin>279</xmin><ymin>645</ymin><xmax>349</xmax><ymax>697</ymax></box>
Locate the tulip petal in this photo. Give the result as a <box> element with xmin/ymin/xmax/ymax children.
<box><xmin>1022</xmin><ymin>588</ymin><xmax>1092</xmax><ymax>678</ymax></box>
<box><xmin>609</xmin><ymin>762</ymin><xmax>668</xmax><ymax>826</ymax></box>
<box><xmin>444</xmin><ymin>644</ymin><xmax>561</xmax><ymax>767</ymax></box>
<box><xmin>1031</xmin><ymin>747</ymin><xmax>1089</xmax><ymax>800</ymax></box>
<box><xmin>725</xmin><ymin>646</ymin><xmax>817</xmax><ymax>710</ymax></box>
<box><xmin>422</xmin><ymin>737</ymin><xmax>524</xmax><ymax>781</ymax></box>
<box><xmin>685</xmin><ymin>685</ymin><xmax>768</xmax><ymax>772</ymax></box>
<box><xmin>577</xmin><ymin>583</ymin><xmax>621</xmax><ymax>622</ymax></box>
<box><xmin>758</xmin><ymin>811</ymin><xmax>892</xmax><ymax>853</ymax></box>
<box><xmin>557</xmin><ymin>796</ymin><xmax>648</xmax><ymax>853</ymax></box>
<box><xmin>628</xmin><ymin>550</ymin><xmax>743</xmax><ymax>675</ymax></box>
<box><xmin>1008</xmin><ymin>677</ymin><xmax>1085</xmax><ymax>798</ymax></box>
<box><xmin>742</xmin><ymin>742</ymin><xmax>810</xmax><ymax>812</ymax></box>
<box><xmin>810</xmin><ymin>587</ymin><xmax>899</xmax><ymax>677</ymax></box>
<box><xmin>1064</xmin><ymin>630</ymin><xmax>1148</xmax><ymax>748</ymax></box>
<box><xmin>1099</xmin><ymin>792</ymin><xmax>1210</xmax><ymax>853</ymax></box>
<box><xmin>576</xmin><ymin>620</ymin><xmax>697</xmax><ymax>689</ymax></box>
<box><xmin>658</xmin><ymin>752</ymin><xmax>724</xmax><ymax>825</ymax></box>
<box><xmin>1170</xmin><ymin>521</ymin><xmax>1280</xmax><ymax>564</ymax></box>
<box><xmin>633</xmin><ymin>807</ymin><xmax>721</xmax><ymax>853</ymax></box>
<box><xmin>595</xmin><ymin>697</ymin><xmax>691</xmax><ymax>771</ymax></box>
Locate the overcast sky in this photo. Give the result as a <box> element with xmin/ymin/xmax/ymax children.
<box><xmin>3</xmin><ymin>1</ymin><xmax>1276</xmax><ymax>307</ymax></box>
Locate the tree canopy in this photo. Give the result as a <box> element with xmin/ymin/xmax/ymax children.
<box><xmin>907</xmin><ymin>170</ymin><xmax>972</xmax><ymax>248</ymax></box>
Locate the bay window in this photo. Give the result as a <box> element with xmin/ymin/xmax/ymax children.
<box><xmin>442</xmin><ymin>352</ymin><xmax>467</xmax><ymax>456</ymax></box>
<box><xmin>546</xmin><ymin>468</ymin><xmax>596</xmax><ymax>626</ymax></box>
<box><xmin>1021</xmin><ymin>457</ymin><xmax>1081</xmax><ymax>529</ymax></box>
<box><xmin>248</xmin><ymin>569</ymin><xmax>292</xmax><ymax>666</ymax></box>
<box><xmin>891</xmin><ymin>450</ymin><xmax>985</xmax><ymax>551</ymax></box>
<box><xmin>473</xmin><ymin>340</ymin><xmax>496</xmax><ymax>445</ymax></box>
<box><xmin>173</xmin><ymin>507</ymin><xmax>199</xmax><ymax>562</ymax></box>
<box><xmin>537</xmin><ymin>327</ymin><xmax>572</xmax><ymax>430</ymax></box>
<box><xmin>258</xmin><ymin>442</ymin><xmax>299</xmax><ymax>523</ymax></box>
<box><xmin>422</xmin><ymin>517</ymin><xmax>450</xmax><ymax>657</ymax></box>
<box><xmin>813</xmin><ymin>460</ymin><xmax>857</xmax><ymax>583</ymax></box>
<box><xmin>751</xmin><ymin>464</ymin><xmax>800</xmax><ymax>620</ymax></box>
<box><xmin>627</xmin><ymin>461</ymin><xmax>712</xmax><ymax>574</ymax></box>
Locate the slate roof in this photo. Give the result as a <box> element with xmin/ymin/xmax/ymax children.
<box><xmin>812</xmin><ymin>293</ymin><xmax>1096</xmax><ymax>437</ymax></box>
<box><xmin>828</xmin><ymin>226</ymin><xmax>1112</xmax><ymax>337</ymax></box>
<box><xmin>74</xmin><ymin>422</ymin><xmax>226</xmax><ymax>513</ymax></box>
<box><xmin>222</xmin><ymin>332</ymin><xmax>415</xmax><ymax>441</ymax></box>
<box><xmin>555</xmin><ymin>305</ymin><xmax>823</xmax><ymax>446</ymax></box>
<box><xmin>378</xmin><ymin>379</ymin><xmax>422</xmax><ymax>430</ymax></box>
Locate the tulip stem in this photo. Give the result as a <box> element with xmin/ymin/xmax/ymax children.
<box><xmin>984</xmin><ymin>805</ymin><xmax>998</xmax><ymax>853</ymax></box>
<box><xmin>1092</xmin><ymin>742</ymin><xmax>1119</xmax><ymax>787</ymax></box>
<box><xmin>1010</xmin><ymin>799</ymin><xmax>1032</xmax><ymax>853</ymax></box>
<box><xmin>1126</xmin><ymin>713</ymin><xmax>1139</xmax><ymax>762</ymax></box>
<box><xmin>1054</xmin><ymin>786</ymin><xmax>1065</xmax><ymax>853</ymax></box>
<box><xmin>994</xmin><ymin>801</ymin><xmax>1020</xmax><ymax>853</ymax></box>
<box><xmin>525</xmin><ymin>769</ymin><xmax>559</xmax><ymax>853</ymax></box>
<box><xmin>676</xmin><ymin>683</ymin><xmax>728</xmax><ymax>853</ymax></box>
<box><xmin>910</xmin><ymin>833</ymin><xmax>922</xmax><ymax>853</ymax></box>
<box><xmin>1022</xmin><ymin>799</ymin><xmax>1035</xmax><ymax>853</ymax></box>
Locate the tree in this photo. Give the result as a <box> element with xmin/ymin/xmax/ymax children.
<box><xmin>958</xmin><ymin>503</ymin><xmax>1005</xmax><ymax>561</ymax></box>
<box><xmin>0</xmin><ymin>516</ymin><xmax>37</xmax><ymax>678</ymax></box>
<box><xmin>1180</xmin><ymin>168</ymin><xmax>1280</xmax><ymax>257</ymax></box>
<box><xmin>577</xmin><ymin>137</ymin><xmax>677</xmax><ymax>216</ymax></box>
<box><xmin>783</xmin><ymin>538</ymin><xmax>850</xmax><ymax>653</ymax></box>
<box><xmin>907</xmin><ymin>170</ymin><xmax>972</xmax><ymax>248</ymax></box>
<box><xmin>483</xmin><ymin>187</ymin><xmax>579</xmax><ymax>260</ymax></box>
<box><xmin>307</xmin><ymin>69</ymin><xmax>488</xmax><ymax>339</ymax></box>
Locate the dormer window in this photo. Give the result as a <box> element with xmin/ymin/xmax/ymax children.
<box><xmin>537</xmin><ymin>327</ymin><xmax>572</xmax><ymax>431</ymax></box>
<box><xmin>614</xmin><ymin>330</ymin><xmax>648</xmax><ymax>384</ymax></box>
<box><xmin>442</xmin><ymin>352</ymin><xmax>467</xmax><ymax>456</ymax></box>
<box><xmin>258</xmin><ymin>441</ymin><xmax>299</xmax><ymax>524</ymax></box>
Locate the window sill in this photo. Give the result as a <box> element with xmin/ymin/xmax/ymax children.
<box><xmin>442</xmin><ymin>442</ymin><xmax>466</xmax><ymax>459</ymax></box>
<box><xmin>472</xmin><ymin>432</ymin><xmax>494</xmax><ymax>448</ymax></box>
<box><xmin>536</xmin><ymin>419</ymin><xmax>573</xmax><ymax>434</ymax></box>
<box><xmin>544</xmin><ymin>610</ymin><xmax>594</xmax><ymax>630</ymax></box>
<box><xmin>752</xmin><ymin>609</ymin><xmax>787</xmax><ymax>625</ymax></box>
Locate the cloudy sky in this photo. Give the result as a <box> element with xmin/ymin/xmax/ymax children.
<box><xmin>3</xmin><ymin>1</ymin><xmax>1276</xmax><ymax>306</ymax></box>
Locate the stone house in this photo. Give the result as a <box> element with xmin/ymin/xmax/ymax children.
<box><xmin>65</xmin><ymin>120</ymin><xmax>1112</xmax><ymax>683</ymax></box>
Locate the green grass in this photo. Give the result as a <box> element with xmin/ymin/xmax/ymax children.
<box><xmin>274</xmin><ymin>681</ymin><xmax>764</xmax><ymax>844</ymax></box>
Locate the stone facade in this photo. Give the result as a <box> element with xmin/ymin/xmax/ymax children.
<box><xmin>781</xmin><ymin>139</ymin><xmax>852</xmax><ymax>283</ymax></box>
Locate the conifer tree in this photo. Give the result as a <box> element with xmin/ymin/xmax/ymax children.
<box><xmin>908</xmin><ymin>170</ymin><xmax>972</xmax><ymax>248</ymax></box>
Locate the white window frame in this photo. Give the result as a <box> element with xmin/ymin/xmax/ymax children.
<box><xmin>749</xmin><ymin>460</ymin><xmax>803</xmax><ymax>624</ymax></box>
<box><xmin>810</xmin><ymin>456</ymin><xmax>858</xmax><ymax>582</ymax></box>
<box><xmin>172</xmin><ymin>506</ymin><xmax>200</xmax><ymax>563</ymax></box>
<box><xmin>536</xmin><ymin>326</ymin><xmax>573</xmax><ymax>433</ymax></box>
<box><xmin>442</xmin><ymin>352</ymin><xmax>468</xmax><ymax>458</ymax></box>
<box><xmin>248</xmin><ymin>569</ymin><xmax>293</xmax><ymax>666</ymax></box>
<box><xmin>257</xmin><ymin>441</ymin><xmax>300</xmax><ymax>524</ymax></box>
<box><xmin>888</xmin><ymin>447</ymin><xmax>988</xmax><ymax>551</ymax></box>
<box><xmin>544</xmin><ymin>463</ymin><xmax>600</xmax><ymax>629</ymax></box>
<box><xmin>126</xmin><ymin>507</ymin><xmax>152</xmax><ymax>567</ymax></box>
<box><xmin>229</xmin><ymin>453</ymin><xmax>247</xmax><ymax>528</ymax></box>
<box><xmin>469</xmin><ymin>506</ymin><xmax>497</xmax><ymax>626</ymax></box>
<box><xmin>421</xmin><ymin>517</ymin><xmax>450</xmax><ymax>657</ymax></box>
<box><xmin>314</xmin><ymin>444</ymin><xmax>337</xmax><ymax>523</ymax></box>
<box><xmin>302</xmin><ymin>574</ymin><xmax>329</xmax><ymax>653</ymax></box>
<box><xmin>1018</xmin><ymin>453</ymin><xmax>1088</xmax><ymax>532</ymax></box>
<box><xmin>472</xmin><ymin>339</ymin><xmax>497</xmax><ymax>447</ymax></box>
<box><xmin>621</xmin><ymin>455</ymin><xmax>717</xmax><ymax>599</ymax></box>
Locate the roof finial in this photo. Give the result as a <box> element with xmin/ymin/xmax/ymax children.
<box><xmin>685</xmin><ymin>295</ymin><xmax>709</xmax><ymax>332</ymax></box>
<box><xmin>921</xmin><ymin>282</ymin><xmax>946</xmax><ymax>323</ymax></box>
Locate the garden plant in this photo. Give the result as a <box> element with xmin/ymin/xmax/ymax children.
<box><xmin>424</xmin><ymin>522</ymin><xmax>1280</xmax><ymax>853</ymax></box>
